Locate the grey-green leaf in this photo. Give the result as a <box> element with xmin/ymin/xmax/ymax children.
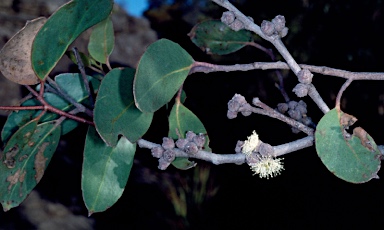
<box><xmin>82</xmin><ymin>126</ymin><xmax>136</xmax><ymax>215</ymax></box>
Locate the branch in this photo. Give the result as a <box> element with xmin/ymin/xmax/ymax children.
<box><xmin>137</xmin><ymin>136</ymin><xmax>315</xmax><ymax>165</ymax></box>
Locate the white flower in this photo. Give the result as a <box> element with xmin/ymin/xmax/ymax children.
<box><xmin>250</xmin><ymin>155</ymin><xmax>284</xmax><ymax>179</ymax></box>
<box><xmin>241</xmin><ymin>130</ymin><xmax>259</xmax><ymax>156</ymax></box>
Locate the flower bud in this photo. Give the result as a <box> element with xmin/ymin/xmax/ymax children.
<box><xmin>272</xmin><ymin>15</ymin><xmax>286</xmax><ymax>32</ymax></box>
<box><xmin>186</xmin><ymin>131</ymin><xmax>196</xmax><ymax>141</ymax></box>
<box><xmin>235</xmin><ymin>141</ymin><xmax>244</xmax><ymax>153</ymax></box>
<box><xmin>288</xmin><ymin>100</ymin><xmax>298</xmax><ymax>110</ymax></box>
<box><xmin>228</xmin><ymin>99</ymin><xmax>241</xmax><ymax>112</ymax></box>
<box><xmin>158</xmin><ymin>157</ymin><xmax>171</xmax><ymax>170</ymax></box>
<box><xmin>295</xmin><ymin>104</ymin><xmax>307</xmax><ymax>115</ymax></box>
<box><xmin>277</xmin><ymin>103</ymin><xmax>289</xmax><ymax>113</ymax></box>
<box><xmin>192</xmin><ymin>134</ymin><xmax>206</xmax><ymax>148</ymax></box>
<box><xmin>227</xmin><ymin>110</ymin><xmax>238</xmax><ymax>119</ymax></box>
<box><xmin>298</xmin><ymin>69</ymin><xmax>313</xmax><ymax>84</ymax></box>
<box><xmin>162</xmin><ymin>137</ymin><xmax>175</xmax><ymax>150</ymax></box>
<box><xmin>221</xmin><ymin>11</ymin><xmax>235</xmax><ymax>25</ymax></box>
<box><xmin>163</xmin><ymin>149</ymin><xmax>176</xmax><ymax>162</ymax></box>
<box><xmin>184</xmin><ymin>141</ymin><xmax>199</xmax><ymax>155</ymax></box>
<box><xmin>258</xmin><ymin>143</ymin><xmax>274</xmax><ymax>156</ymax></box>
<box><xmin>176</xmin><ymin>138</ymin><xmax>189</xmax><ymax>149</ymax></box>
<box><xmin>280</xmin><ymin>27</ymin><xmax>289</xmax><ymax>38</ymax></box>
<box><xmin>288</xmin><ymin>108</ymin><xmax>302</xmax><ymax>120</ymax></box>
<box><xmin>292</xmin><ymin>83</ymin><xmax>309</xmax><ymax>97</ymax></box>
<box><xmin>151</xmin><ymin>146</ymin><xmax>164</xmax><ymax>158</ymax></box>
<box><xmin>229</xmin><ymin>19</ymin><xmax>245</xmax><ymax>31</ymax></box>
<box><xmin>261</xmin><ymin>20</ymin><xmax>276</xmax><ymax>36</ymax></box>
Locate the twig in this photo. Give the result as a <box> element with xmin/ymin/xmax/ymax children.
<box><xmin>191</xmin><ymin>61</ymin><xmax>384</xmax><ymax>80</ymax></box>
<box><xmin>211</xmin><ymin>0</ymin><xmax>329</xmax><ymax>113</ymax></box>
<box><xmin>72</xmin><ymin>47</ymin><xmax>94</xmax><ymax>108</ymax></box>
<box><xmin>137</xmin><ymin>136</ymin><xmax>315</xmax><ymax>165</ymax></box>
<box><xmin>46</xmin><ymin>78</ymin><xmax>93</xmax><ymax>117</ymax></box>
<box><xmin>250</xmin><ymin>98</ymin><xmax>314</xmax><ymax>136</ymax></box>
<box><xmin>335</xmin><ymin>79</ymin><xmax>353</xmax><ymax>110</ymax></box>
<box><xmin>24</xmin><ymin>85</ymin><xmax>94</xmax><ymax>125</ymax></box>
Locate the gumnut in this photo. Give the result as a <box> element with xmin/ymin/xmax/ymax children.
<box><xmin>186</xmin><ymin>131</ymin><xmax>196</xmax><ymax>141</ymax></box>
<box><xmin>295</xmin><ymin>103</ymin><xmax>307</xmax><ymax>115</ymax></box>
<box><xmin>280</xmin><ymin>27</ymin><xmax>289</xmax><ymax>38</ymax></box>
<box><xmin>292</xmin><ymin>83</ymin><xmax>309</xmax><ymax>97</ymax></box>
<box><xmin>258</xmin><ymin>143</ymin><xmax>274</xmax><ymax>156</ymax></box>
<box><xmin>227</xmin><ymin>110</ymin><xmax>238</xmax><ymax>119</ymax></box>
<box><xmin>221</xmin><ymin>11</ymin><xmax>235</xmax><ymax>25</ymax></box>
<box><xmin>176</xmin><ymin>138</ymin><xmax>189</xmax><ymax>149</ymax></box>
<box><xmin>240</xmin><ymin>103</ymin><xmax>253</xmax><ymax>117</ymax></box>
<box><xmin>271</xmin><ymin>15</ymin><xmax>286</xmax><ymax>32</ymax></box>
<box><xmin>298</xmin><ymin>100</ymin><xmax>307</xmax><ymax>108</ymax></box>
<box><xmin>235</xmin><ymin>140</ymin><xmax>244</xmax><ymax>153</ymax></box>
<box><xmin>261</xmin><ymin>20</ymin><xmax>276</xmax><ymax>36</ymax></box>
<box><xmin>184</xmin><ymin>141</ymin><xmax>199</xmax><ymax>155</ymax></box>
<box><xmin>228</xmin><ymin>98</ymin><xmax>242</xmax><ymax>112</ymax></box>
<box><xmin>277</xmin><ymin>103</ymin><xmax>289</xmax><ymax>113</ymax></box>
<box><xmin>151</xmin><ymin>146</ymin><xmax>164</xmax><ymax>158</ymax></box>
<box><xmin>158</xmin><ymin>157</ymin><xmax>171</xmax><ymax>170</ymax></box>
<box><xmin>288</xmin><ymin>100</ymin><xmax>298</xmax><ymax>110</ymax></box>
<box><xmin>297</xmin><ymin>69</ymin><xmax>313</xmax><ymax>84</ymax></box>
<box><xmin>192</xmin><ymin>134</ymin><xmax>206</xmax><ymax>148</ymax></box>
<box><xmin>163</xmin><ymin>149</ymin><xmax>176</xmax><ymax>162</ymax></box>
<box><xmin>288</xmin><ymin>108</ymin><xmax>302</xmax><ymax>120</ymax></box>
<box><xmin>229</xmin><ymin>19</ymin><xmax>245</xmax><ymax>31</ymax></box>
<box><xmin>162</xmin><ymin>137</ymin><xmax>175</xmax><ymax>150</ymax></box>
<box><xmin>251</xmin><ymin>97</ymin><xmax>261</xmax><ymax>106</ymax></box>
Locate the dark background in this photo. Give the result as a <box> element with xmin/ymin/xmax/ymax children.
<box><xmin>2</xmin><ymin>0</ymin><xmax>384</xmax><ymax>229</ymax></box>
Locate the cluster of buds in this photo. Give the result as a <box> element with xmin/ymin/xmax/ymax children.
<box><xmin>151</xmin><ymin>131</ymin><xmax>206</xmax><ymax>170</ymax></box>
<box><xmin>227</xmin><ymin>94</ymin><xmax>253</xmax><ymax>119</ymax></box>
<box><xmin>221</xmin><ymin>11</ymin><xmax>246</xmax><ymax>31</ymax></box>
<box><xmin>277</xmin><ymin>100</ymin><xmax>314</xmax><ymax>133</ymax></box>
<box><xmin>261</xmin><ymin>15</ymin><xmax>289</xmax><ymax>38</ymax></box>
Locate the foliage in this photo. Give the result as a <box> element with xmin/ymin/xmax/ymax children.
<box><xmin>0</xmin><ymin>0</ymin><xmax>383</xmax><ymax>215</ymax></box>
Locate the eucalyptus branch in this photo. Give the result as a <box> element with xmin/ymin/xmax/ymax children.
<box><xmin>137</xmin><ymin>136</ymin><xmax>315</xmax><ymax>166</ymax></box>
<box><xmin>212</xmin><ymin>0</ymin><xmax>330</xmax><ymax>113</ymax></box>
<box><xmin>24</xmin><ymin>85</ymin><xmax>94</xmax><ymax>125</ymax></box>
<box><xmin>191</xmin><ymin>61</ymin><xmax>384</xmax><ymax>80</ymax></box>
<box><xmin>250</xmin><ymin>98</ymin><xmax>314</xmax><ymax>136</ymax></box>
<box><xmin>46</xmin><ymin>78</ymin><xmax>93</xmax><ymax>117</ymax></box>
<box><xmin>72</xmin><ymin>47</ymin><xmax>94</xmax><ymax>108</ymax></box>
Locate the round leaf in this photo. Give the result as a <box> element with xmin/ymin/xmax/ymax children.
<box><xmin>0</xmin><ymin>17</ymin><xmax>46</xmax><ymax>85</ymax></box>
<box><xmin>32</xmin><ymin>0</ymin><xmax>114</xmax><ymax>80</ymax></box>
<box><xmin>0</xmin><ymin>120</ymin><xmax>61</xmax><ymax>211</ymax></box>
<box><xmin>315</xmin><ymin>108</ymin><xmax>381</xmax><ymax>183</ymax></box>
<box><xmin>133</xmin><ymin>39</ymin><xmax>194</xmax><ymax>113</ymax></box>
<box><xmin>188</xmin><ymin>20</ymin><xmax>253</xmax><ymax>55</ymax></box>
<box><xmin>94</xmin><ymin>68</ymin><xmax>153</xmax><ymax>146</ymax></box>
<box><xmin>82</xmin><ymin>127</ymin><xmax>136</xmax><ymax>215</ymax></box>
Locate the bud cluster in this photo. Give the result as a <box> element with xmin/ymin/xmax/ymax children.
<box><xmin>261</xmin><ymin>15</ymin><xmax>289</xmax><ymax>38</ymax></box>
<box><xmin>152</xmin><ymin>132</ymin><xmax>206</xmax><ymax>170</ymax></box>
<box><xmin>221</xmin><ymin>11</ymin><xmax>245</xmax><ymax>31</ymax></box>
<box><xmin>227</xmin><ymin>94</ymin><xmax>253</xmax><ymax>119</ymax></box>
<box><xmin>276</xmin><ymin>100</ymin><xmax>314</xmax><ymax>133</ymax></box>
